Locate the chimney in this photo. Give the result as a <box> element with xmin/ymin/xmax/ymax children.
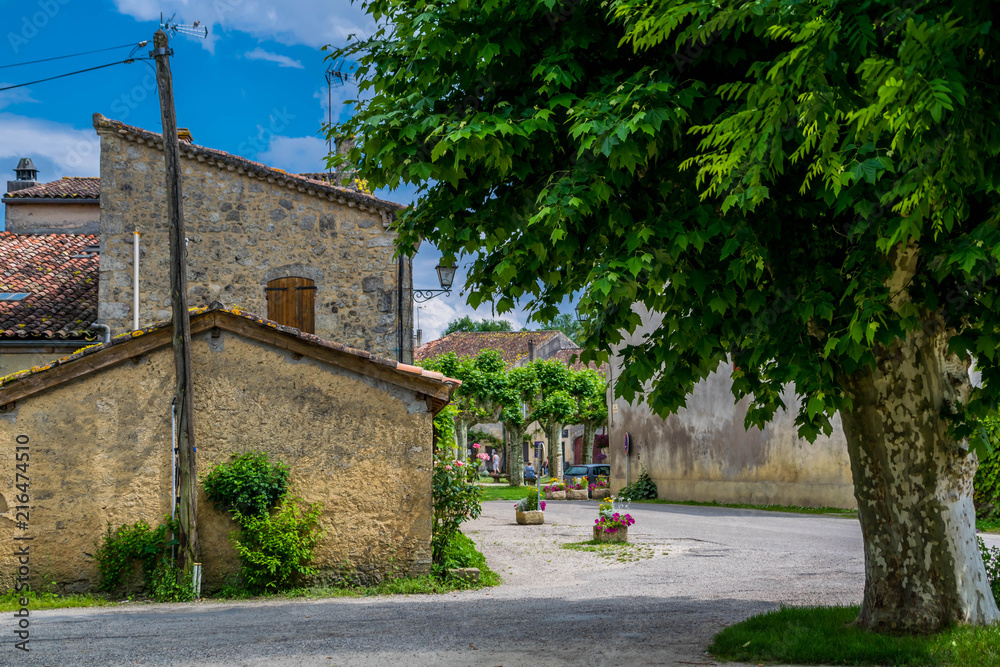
<box><xmin>177</xmin><ymin>128</ymin><xmax>193</xmax><ymax>144</ymax></box>
<box><xmin>7</xmin><ymin>157</ymin><xmax>38</xmax><ymax>193</ymax></box>
<box><xmin>528</xmin><ymin>338</ymin><xmax>536</xmax><ymax>362</ymax></box>
<box><xmin>335</xmin><ymin>134</ymin><xmax>355</xmax><ymax>157</ymax></box>
<box><xmin>415</xmin><ymin>329</ymin><xmax>423</xmax><ymax>348</ymax></box>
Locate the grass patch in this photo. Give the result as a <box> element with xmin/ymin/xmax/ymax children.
<box><xmin>561</xmin><ymin>539</ymin><xmax>658</xmax><ymax>563</ymax></box>
<box><xmin>480</xmin><ymin>485</ymin><xmax>536</xmax><ymax>501</ymax></box>
<box><xmin>977</xmin><ymin>516</ymin><xmax>1000</xmax><ymax>533</ymax></box>
<box><xmin>632</xmin><ymin>498</ymin><xmax>858</xmax><ymax>517</ymax></box>
<box><xmin>0</xmin><ymin>589</ymin><xmax>113</xmax><ymax>612</ymax></box>
<box><xmin>709</xmin><ymin>605</ymin><xmax>1000</xmax><ymax>666</ymax></box>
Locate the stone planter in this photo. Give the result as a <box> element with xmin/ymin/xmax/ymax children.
<box><xmin>590</xmin><ymin>488</ymin><xmax>611</xmax><ymax>500</ymax></box>
<box><xmin>447</xmin><ymin>568</ymin><xmax>481</xmax><ymax>583</ymax></box>
<box><xmin>593</xmin><ymin>525</ymin><xmax>628</xmax><ymax>543</ymax></box>
<box><xmin>544</xmin><ymin>490</ymin><xmax>566</xmax><ymax>501</ymax></box>
<box><xmin>516</xmin><ymin>510</ymin><xmax>544</xmax><ymax>525</ymax></box>
<box><xmin>565</xmin><ymin>488</ymin><xmax>588</xmax><ymax>500</ymax></box>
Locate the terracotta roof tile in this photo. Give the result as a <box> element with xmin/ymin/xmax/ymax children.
<box><xmin>92</xmin><ymin>114</ymin><xmax>403</xmax><ymax>215</ymax></box>
<box><xmin>4</xmin><ymin>177</ymin><xmax>100</xmax><ymax>200</ymax></box>
<box><xmin>0</xmin><ymin>232</ymin><xmax>99</xmax><ymax>340</ymax></box>
<box><xmin>415</xmin><ymin>330</ymin><xmax>563</xmax><ymax>367</ymax></box>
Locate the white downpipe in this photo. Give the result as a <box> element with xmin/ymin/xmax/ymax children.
<box><xmin>132</xmin><ymin>232</ymin><xmax>140</xmax><ymax>331</ymax></box>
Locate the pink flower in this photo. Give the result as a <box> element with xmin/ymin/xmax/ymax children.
<box><xmin>473</xmin><ymin>443</ymin><xmax>482</xmax><ymax>449</ymax></box>
<box><xmin>455</xmin><ymin>460</ymin><xmax>464</xmax><ymax>467</ymax></box>
<box><xmin>540</xmin><ymin>501</ymin><xmax>546</xmax><ymax>511</ymax></box>
<box><xmin>477</xmin><ymin>453</ymin><xmax>489</xmax><ymax>461</ymax></box>
<box><xmin>444</xmin><ymin>465</ymin><xmax>452</xmax><ymax>471</ymax></box>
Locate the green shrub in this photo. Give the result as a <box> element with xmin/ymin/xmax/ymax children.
<box><xmin>975</xmin><ymin>417</ymin><xmax>1000</xmax><ymax>519</ymax></box>
<box><xmin>433</xmin><ymin>531</ymin><xmax>485</xmax><ymax>577</ymax></box>
<box><xmin>232</xmin><ymin>496</ymin><xmax>324</xmax><ymax>593</ymax></box>
<box><xmin>93</xmin><ymin>518</ymin><xmax>191</xmax><ymax>602</ymax></box>
<box><xmin>431</xmin><ymin>448</ymin><xmax>483</xmax><ymax>567</ymax></box>
<box><xmin>618</xmin><ymin>465</ymin><xmax>658</xmax><ymax>501</ymax></box>
<box><xmin>203</xmin><ymin>452</ymin><xmax>290</xmax><ymax>517</ymax></box>
<box><xmin>978</xmin><ymin>536</ymin><xmax>1000</xmax><ymax>604</ymax></box>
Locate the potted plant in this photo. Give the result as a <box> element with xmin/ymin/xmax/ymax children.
<box><xmin>543</xmin><ymin>480</ymin><xmax>566</xmax><ymax>500</ymax></box>
<box><xmin>593</xmin><ymin>499</ymin><xmax>634</xmax><ymax>543</ymax></box>
<box><xmin>565</xmin><ymin>477</ymin><xmax>588</xmax><ymax>501</ymax></box>
<box><xmin>515</xmin><ymin>491</ymin><xmax>546</xmax><ymax>525</ymax></box>
<box><xmin>589</xmin><ymin>477</ymin><xmax>611</xmax><ymax>500</ymax></box>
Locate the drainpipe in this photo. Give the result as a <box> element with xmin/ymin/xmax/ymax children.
<box><xmin>133</xmin><ymin>231</ymin><xmax>141</xmax><ymax>331</ymax></box>
<box><xmin>171</xmin><ymin>397</ymin><xmax>177</xmax><ymax>561</ymax></box>
<box><xmin>89</xmin><ymin>322</ymin><xmax>111</xmax><ymax>344</ymax></box>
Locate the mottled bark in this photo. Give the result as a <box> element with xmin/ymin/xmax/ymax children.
<box><xmin>454</xmin><ymin>418</ymin><xmax>473</xmax><ymax>461</ymax></box>
<box><xmin>839</xmin><ymin>320</ymin><xmax>999</xmax><ymax>633</ymax></box>
<box><xmin>547</xmin><ymin>423</ymin><xmax>562</xmax><ymax>479</ymax></box>
<box><xmin>583</xmin><ymin>423</ymin><xmax>596</xmax><ymax>465</ymax></box>
<box><xmin>508</xmin><ymin>426</ymin><xmax>525</xmax><ymax>486</ymax></box>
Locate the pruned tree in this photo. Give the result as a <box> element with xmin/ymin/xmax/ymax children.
<box><xmin>571</xmin><ymin>367</ymin><xmax>608</xmax><ymax>465</ymax></box>
<box><xmin>331</xmin><ymin>0</ymin><xmax>1000</xmax><ymax>632</ymax></box>
<box><xmin>421</xmin><ymin>350</ymin><xmax>507</xmax><ymax>459</ymax></box>
<box><xmin>444</xmin><ymin>316</ymin><xmax>513</xmax><ymax>334</ymax></box>
<box><xmin>499</xmin><ymin>364</ymin><xmax>542</xmax><ymax>486</ymax></box>
<box><xmin>532</xmin><ymin>360</ymin><xmax>577</xmax><ymax>478</ymax></box>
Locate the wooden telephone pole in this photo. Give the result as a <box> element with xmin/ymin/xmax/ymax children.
<box><xmin>152</xmin><ymin>29</ymin><xmax>198</xmax><ymax>576</ymax></box>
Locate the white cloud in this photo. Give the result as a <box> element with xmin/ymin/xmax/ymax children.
<box><xmin>257</xmin><ymin>134</ymin><xmax>328</xmax><ymax>173</ymax></box>
<box><xmin>245</xmin><ymin>47</ymin><xmax>303</xmax><ymax>69</ymax></box>
<box><xmin>0</xmin><ymin>113</ymin><xmax>100</xmax><ymax>179</ymax></box>
<box><xmin>0</xmin><ymin>87</ymin><xmax>39</xmax><ymax>110</ymax></box>
<box><xmin>114</xmin><ymin>0</ymin><xmax>375</xmax><ymax>51</ymax></box>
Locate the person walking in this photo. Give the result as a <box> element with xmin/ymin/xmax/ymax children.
<box><xmin>492</xmin><ymin>450</ymin><xmax>501</xmax><ymax>475</ymax></box>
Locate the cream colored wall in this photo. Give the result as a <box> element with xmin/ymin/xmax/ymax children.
<box><xmin>5</xmin><ymin>202</ymin><xmax>99</xmax><ymax>234</ymax></box>
<box><xmin>0</xmin><ymin>330</ymin><xmax>433</xmax><ymax>593</ymax></box>
<box><xmin>608</xmin><ymin>305</ymin><xmax>856</xmax><ymax>509</ymax></box>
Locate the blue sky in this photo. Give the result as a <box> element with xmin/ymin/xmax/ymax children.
<box><xmin>0</xmin><ymin>0</ymin><xmax>546</xmax><ymax>341</ymax></box>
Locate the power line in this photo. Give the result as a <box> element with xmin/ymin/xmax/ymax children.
<box><xmin>0</xmin><ymin>59</ymin><xmax>146</xmax><ymax>93</ymax></box>
<box><xmin>0</xmin><ymin>42</ymin><xmax>147</xmax><ymax>70</ymax></box>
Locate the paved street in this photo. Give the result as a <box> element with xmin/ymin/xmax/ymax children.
<box><xmin>12</xmin><ymin>500</ymin><xmax>990</xmax><ymax>667</ymax></box>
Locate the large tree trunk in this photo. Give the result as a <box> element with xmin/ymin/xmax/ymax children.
<box><xmin>454</xmin><ymin>418</ymin><xmax>471</xmax><ymax>461</ymax></box>
<box><xmin>508</xmin><ymin>426</ymin><xmax>525</xmax><ymax>486</ymax></box>
<box><xmin>839</xmin><ymin>320</ymin><xmax>999</xmax><ymax>633</ymax></box>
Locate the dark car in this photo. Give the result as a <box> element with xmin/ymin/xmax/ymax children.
<box><xmin>562</xmin><ymin>463</ymin><xmax>611</xmax><ymax>489</ymax></box>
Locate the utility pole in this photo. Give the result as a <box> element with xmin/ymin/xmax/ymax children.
<box><xmin>152</xmin><ymin>28</ymin><xmax>198</xmax><ymax>579</ymax></box>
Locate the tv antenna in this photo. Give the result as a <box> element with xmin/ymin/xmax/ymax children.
<box><xmin>160</xmin><ymin>13</ymin><xmax>209</xmax><ymax>39</ymax></box>
<box><xmin>325</xmin><ymin>59</ymin><xmax>356</xmax><ymax>171</ymax></box>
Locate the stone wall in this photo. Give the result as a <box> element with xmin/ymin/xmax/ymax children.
<box><xmin>0</xmin><ymin>329</ymin><xmax>433</xmax><ymax>593</ymax></box>
<box><xmin>4</xmin><ymin>202</ymin><xmax>99</xmax><ymax>234</ymax></box>
<box><xmin>95</xmin><ymin>123</ymin><xmax>411</xmax><ymax>361</ymax></box>
<box><xmin>608</xmin><ymin>306</ymin><xmax>856</xmax><ymax>508</ymax></box>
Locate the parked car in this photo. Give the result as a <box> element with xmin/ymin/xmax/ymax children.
<box><xmin>562</xmin><ymin>463</ymin><xmax>611</xmax><ymax>489</ymax></box>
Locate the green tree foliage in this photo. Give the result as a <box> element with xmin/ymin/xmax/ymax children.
<box><xmin>975</xmin><ymin>417</ymin><xmax>1000</xmax><ymax>519</ymax></box>
<box><xmin>421</xmin><ymin>350</ymin><xmax>508</xmax><ymax>458</ymax></box>
<box><xmin>499</xmin><ymin>363</ymin><xmax>542</xmax><ymax>486</ymax></box>
<box><xmin>532</xmin><ymin>359</ymin><xmax>578</xmax><ymax>476</ymax></box>
<box><xmin>332</xmin><ymin>0</ymin><xmax>1000</xmax><ymax>632</ymax></box>
<box><xmin>203</xmin><ymin>452</ymin><xmax>290</xmax><ymax>518</ymax></box>
<box><xmin>571</xmin><ymin>368</ymin><xmax>608</xmax><ymax>464</ymax></box>
<box><xmin>444</xmin><ymin>315</ymin><xmax>513</xmax><ymax>334</ymax></box>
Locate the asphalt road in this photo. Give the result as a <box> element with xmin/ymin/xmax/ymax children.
<box><xmin>9</xmin><ymin>500</ymin><xmax>983</xmax><ymax>667</ymax></box>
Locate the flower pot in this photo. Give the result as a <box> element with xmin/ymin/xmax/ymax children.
<box><xmin>566</xmin><ymin>488</ymin><xmax>588</xmax><ymax>500</ymax></box>
<box><xmin>516</xmin><ymin>510</ymin><xmax>544</xmax><ymax>525</ymax></box>
<box><xmin>590</xmin><ymin>488</ymin><xmax>611</xmax><ymax>500</ymax></box>
<box><xmin>544</xmin><ymin>490</ymin><xmax>566</xmax><ymax>501</ymax></box>
<box><xmin>593</xmin><ymin>525</ymin><xmax>628</xmax><ymax>543</ymax></box>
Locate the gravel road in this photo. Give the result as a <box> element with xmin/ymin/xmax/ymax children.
<box><xmin>11</xmin><ymin>499</ymin><xmax>977</xmax><ymax>667</ymax></box>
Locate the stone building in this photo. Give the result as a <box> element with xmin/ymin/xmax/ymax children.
<box><xmin>607</xmin><ymin>305</ymin><xmax>855</xmax><ymax>508</ymax></box>
<box><xmin>2</xmin><ymin>157</ymin><xmax>100</xmax><ymax>234</ymax></box>
<box><xmin>0</xmin><ymin>306</ymin><xmax>457</xmax><ymax>593</ymax></box>
<box><xmin>92</xmin><ymin>114</ymin><xmax>414</xmax><ymax>362</ymax></box>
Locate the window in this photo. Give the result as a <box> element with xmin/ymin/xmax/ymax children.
<box><xmin>265</xmin><ymin>277</ymin><xmax>315</xmax><ymax>333</ymax></box>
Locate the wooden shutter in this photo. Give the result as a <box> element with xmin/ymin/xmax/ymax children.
<box><xmin>265</xmin><ymin>277</ymin><xmax>315</xmax><ymax>333</ymax></box>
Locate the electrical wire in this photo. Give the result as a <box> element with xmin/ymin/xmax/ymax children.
<box><xmin>0</xmin><ymin>58</ymin><xmax>147</xmax><ymax>93</ymax></box>
<box><xmin>0</xmin><ymin>42</ymin><xmax>146</xmax><ymax>70</ymax></box>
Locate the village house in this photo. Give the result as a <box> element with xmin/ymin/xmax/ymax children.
<box><xmin>0</xmin><ymin>305</ymin><xmax>457</xmax><ymax>593</ymax></box>
<box><xmin>607</xmin><ymin>305</ymin><xmax>855</xmax><ymax>508</ymax></box>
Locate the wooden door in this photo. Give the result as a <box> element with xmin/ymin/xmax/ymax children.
<box><xmin>265</xmin><ymin>277</ymin><xmax>315</xmax><ymax>333</ymax></box>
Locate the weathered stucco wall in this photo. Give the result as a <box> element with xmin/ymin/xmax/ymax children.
<box><xmin>608</xmin><ymin>306</ymin><xmax>856</xmax><ymax>509</ymax></box>
<box><xmin>5</xmin><ymin>202</ymin><xmax>99</xmax><ymax>235</ymax></box>
<box><xmin>0</xmin><ymin>330</ymin><xmax>433</xmax><ymax>593</ymax></box>
<box><xmin>95</xmin><ymin>125</ymin><xmax>410</xmax><ymax>360</ymax></box>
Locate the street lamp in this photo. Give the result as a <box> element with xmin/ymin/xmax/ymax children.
<box><xmin>413</xmin><ymin>264</ymin><xmax>457</xmax><ymax>302</ymax></box>
<box><xmin>575</xmin><ymin>303</ymin><xmax>589</xmax><ymax>323</ymax></box>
